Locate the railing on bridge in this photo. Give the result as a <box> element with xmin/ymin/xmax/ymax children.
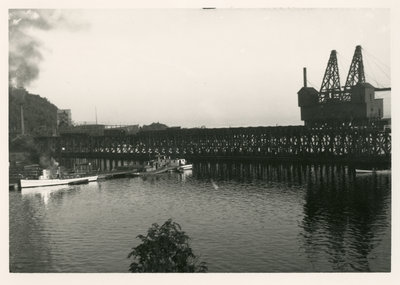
<box><xmin>35</xmin><ymin>125</ymin><xmax>391</xmax><ymax>163</ymax></box>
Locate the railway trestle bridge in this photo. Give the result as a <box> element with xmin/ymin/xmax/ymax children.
<box><xmin>35</xmin><ymin>125</ymin><xmax>391</xmax><ymax>164</ymax></box>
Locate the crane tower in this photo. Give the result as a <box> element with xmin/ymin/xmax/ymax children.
<box><xmin>298</xmin><ymin>45</ymin><xmax>384</xmax><ymax>127</ymax></box>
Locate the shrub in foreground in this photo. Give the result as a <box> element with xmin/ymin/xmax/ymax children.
<box><xmin>128</xmin><ymin>219</ymin><xmax>207</xmax><ymax>273</ymax></box>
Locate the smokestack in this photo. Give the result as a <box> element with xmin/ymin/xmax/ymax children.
<box><xmin>20</xmin><ymin>104</ymin><xmax>25</xmax><ymax>135</ymax></box>
<box><xmin>303</xmin><ymin>67</ymin><xmax>307</xmax><ymax>87</ymax></box>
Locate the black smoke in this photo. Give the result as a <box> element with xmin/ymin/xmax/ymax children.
<box><xmin>9</xmin><ymin>9</ymin><xmax>88</xmax><ymax>88</ymax></box>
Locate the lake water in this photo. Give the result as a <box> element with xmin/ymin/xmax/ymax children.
<box><xmin>9</xmin><ymin>162</ymin><xmax>391</xmax><ymax>272</ymax></box>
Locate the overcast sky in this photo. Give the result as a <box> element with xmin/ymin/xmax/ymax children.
<box><xmin>12</xmin><ymin>9</ymin><xmax>391</xmax><ymax>128</ymax></box>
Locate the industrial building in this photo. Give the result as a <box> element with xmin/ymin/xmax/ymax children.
<box><xmin>57</xmin><ymin>109</ymin><xmax>72</xmax><ymax>128</ymax></box>
<box><xmin>298</xmin><ymin>46</ymin><xmax>388</xmax><ymax>127</ymax></box>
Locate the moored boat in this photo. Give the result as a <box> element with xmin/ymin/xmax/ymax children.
<box><xmin>355</xmin><ymin>169</ymin><xmax>374</xmax><ymax>174</ymax></box>
<box><xmin>355</xmin><ymin>169</ymin><xmax>391</xmax><ymax>175</ymax></box>
<box><xmin>20</xmin><ymin>175</ymin><xmax>98</xmax><ymax>188</ymax></box>
<box><xmin>177</xmin><ymin>164</ymin><xmax>193</xmax><ymax>171</ymax></box>
<box><xmin>129</xmin><ymin>156</ymin><xmax>193</xmax><ymax>176</ymax></box>
<box><xmin>132</xmin><ymin>166</ymin><xmax>177</xmax><ymax>176</ymax></box>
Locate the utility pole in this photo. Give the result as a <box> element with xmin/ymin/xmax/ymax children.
<box><xmin>20</xmin><ymin>104</ymin><xmax>25</xmax><ymax>135</ymax></box>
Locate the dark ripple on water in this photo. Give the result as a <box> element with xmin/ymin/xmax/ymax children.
<box><xmin>9</xmin><ymin>162</ymin><xmax>391</xmax><ymax>272</ymax></box>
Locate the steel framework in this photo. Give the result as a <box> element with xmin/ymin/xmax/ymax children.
<box><xmin>343</xmin><ymin>45</ymin><xmax>365</xmax><ymax>99</ymax></box>
<box><xmin>35</xmin><ymin>126</ymin><xmax>391</xmax><ymax>163</ymax></box>
<box><xmin>319</xmin><ymin>50</ymin><xmax>342</xmax><ymax>103</ymax></box>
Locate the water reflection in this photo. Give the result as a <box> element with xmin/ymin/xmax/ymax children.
<box><xmin>193</xmin><ymin>162</ymin><xmax>391</xmax><ymax>271</ymax></box>
<box><xmin>194</xmin><ymin>161</ymin><xmax>312</xmax><ymax>185</ymax></box>
<box><xmin>21</xmin><ymin>185</ymin><xmax>72</xmax><ymax>205</ymax></box>
<box><xmin>10</xmin><ymin>161</ymin><xmax>390</xmax><ymax>272</ymax></box>
<box><xmin>178</xmin><ymin>170</ymin><xmax>193</xmax><ymax>183</ymax></box>
<box><xmin>10</xmin><ymin>189</ymin><xmax>54</xmax><ymax>272</ymax></box>
<box><xmin>301</xmin><ymin>169</ymin><xmax>391</xmax><ymax>271</ymax></box>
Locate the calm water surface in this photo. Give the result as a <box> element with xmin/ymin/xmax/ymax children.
<box><xmin>9</xmin><ymin>162</ymin><xmax>391</xmax><ymax>272</ymax></box>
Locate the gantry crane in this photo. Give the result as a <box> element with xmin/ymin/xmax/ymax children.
<box><xmin>298</xmin><ymin>45</ymin><xmax>390</xmax><ymax>128</ymax></box>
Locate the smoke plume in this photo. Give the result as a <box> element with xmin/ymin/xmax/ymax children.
<box><xmin>9</xmin><ymin>9</ymin><xmax>87</xmax><ymax>88</ymax></box>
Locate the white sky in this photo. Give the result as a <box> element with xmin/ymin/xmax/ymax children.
<box><xmin>26</xmin><ymin>9</ymin><xmax>390</xmax><ymax>127</ymax></box>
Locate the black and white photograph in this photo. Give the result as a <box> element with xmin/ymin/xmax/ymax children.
<box><xmin>4</xmin><ymin>1</ymin><xmax>398</xmax><ymax>282</ymax></box>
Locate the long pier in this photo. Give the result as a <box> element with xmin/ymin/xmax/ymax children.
<box><xmin>34</xmin><ymin>125</ymin><xmax>391</xmax><ymax>164</ymax></box>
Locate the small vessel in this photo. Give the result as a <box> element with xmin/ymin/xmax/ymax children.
<box><xmin>132</xmin><ymin>166</ymin><xmax>176</xmax><ymax>176</ymax></box>
<box><xmin>131</xmin><ymin>156</ymin><xmax>193</xmax><ymax>176</ymax></box>
<box><xmin>20</xmin><ymin>176</ymin><xmax>98</xmax><ymax>188</ymax></box>
<box><xmin>173</xmin><ymin>158</ymin><xmax>192</xmax><ymax>172</ymax></box>
<box><xmin>355</xmin><ymin>169</ymin><xmax>374</xmax><ymax>174</ymax></box>
<box><xmin>355</xmin><ymin>169</ymin><xmax>391</xmax><ymax>175</ymax></box>
<box><xmin>20</xmin><ymin>168</ymin><xmax>98</xmax><ymax>188</ymax></box>
<box><xmin>177</xmin><ymin>164</ymin><xmax>193</xmax><ymax>171</ymax></box>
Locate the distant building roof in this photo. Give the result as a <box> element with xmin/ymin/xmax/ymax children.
<box><xmin>354</xmin><ymin>82</ymin><xmax>375</xmax><ymax>89</ymax></box>
<box><xmin>298</xmin><ymin>87</ymin><xmax>319</xmax><ymax>95</ymax></box>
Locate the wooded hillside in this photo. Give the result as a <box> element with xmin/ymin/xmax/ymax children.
<box><xmin>9</xmin><ymin>87</ymin><xmax>58</xmax><ymax>137</ymax></box>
